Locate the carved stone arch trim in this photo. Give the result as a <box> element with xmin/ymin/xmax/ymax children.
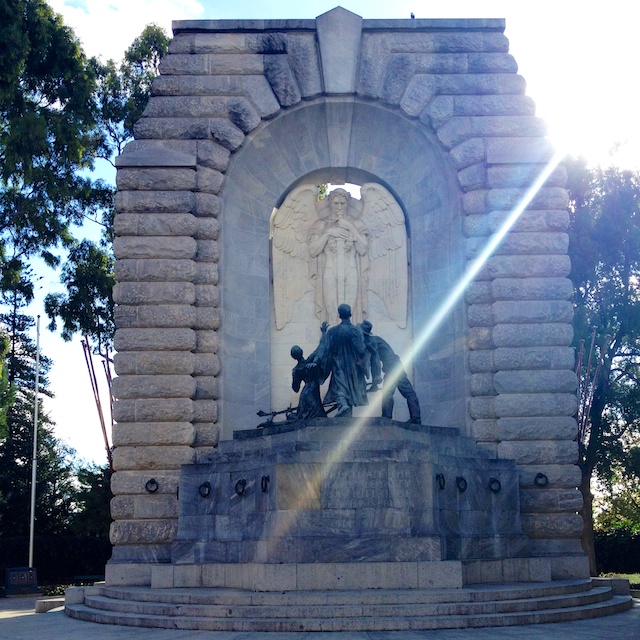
<box><xmin>219</xmin><ymin>98</ymin><xmax>466</xmax><ymax>437</ymax></box>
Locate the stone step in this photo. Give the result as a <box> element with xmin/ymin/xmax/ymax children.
<box><xmin>99</xmin><ymin>579</ymin><xmax>593</xmax><ymax>606</ymax></box>
<box><xmin>83</xmin><ymin>585</ymin><xmax>613</xmax><ymax>619</ymax></box>
<box><xmin>66</xmin><ymin>594</ymin><xmax>633</xmax><ymax>631</ymax></box>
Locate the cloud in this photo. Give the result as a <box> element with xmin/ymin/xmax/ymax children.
<box><xmin>50</xmin><ymin>0</ymin><xmax>205</xmax><ymax>61</ymax></box>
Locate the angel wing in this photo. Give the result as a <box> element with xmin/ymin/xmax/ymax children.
<box><xmin>270</xmin><ymin>184</ymin><xmax>318</xmax><ymax>329</ymax></box>
<box><xmin>360</xmin><ymin>183</ymin><xmax>408</xmax><ymax>328</ymax></box>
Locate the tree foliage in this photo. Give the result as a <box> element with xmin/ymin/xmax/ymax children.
<box><xmin>93</xmin><ymin>23</ymin><xmax>170</xmax><ymax>159</ymax></box>
<box><xmin>567</xmin><ymin>158</ymin><xmax>640</xmax><ymax>572</ymax></box>
<box><xmin>0</xmin><ymin>0</ymin><xmax>112</xmax><ymax>290</ymax></box>
<box><xmin>44</xmin><ymin>239</ymin><xmax>115</xmax><ymax>356</ymax></box>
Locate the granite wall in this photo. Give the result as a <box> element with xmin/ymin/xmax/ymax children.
<box><xmin>108</xmin><ymin>8</ymin><xmax>584</xmax><ymax>585</ymax></box>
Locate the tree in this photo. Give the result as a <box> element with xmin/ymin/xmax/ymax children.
<box><xmin>93</xmin><ymin>23</ymin><xmax>170</xmax><ymax>160</ymax></box>
<box><xmin>0</xmin><ymin>0</ymin><xmax>112</xmax><ymax>296</ymax></box>
<box><xmin>567</xmin><ymin>158</ymin><xmax>640</xmax><ymax>574</ymax></box>
<box><xmin>0</xmin><ymin>275</ymin><xmax>77</xmax><ymax>537</ymax></box>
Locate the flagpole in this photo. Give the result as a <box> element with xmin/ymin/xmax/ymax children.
<box><xmin>28</xmin><ymin>315</ymin><xmax>40</xmax><ymax>568</ymax></box>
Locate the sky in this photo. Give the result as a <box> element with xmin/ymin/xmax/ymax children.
<box><xmin>35</xmin><ymin>0</ymin><xmax>639</xmax><ymax>465</ymax></box>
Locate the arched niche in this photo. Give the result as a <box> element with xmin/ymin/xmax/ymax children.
<box><xmin>219</xmin><ymin>99</ymin><xmax>466</xmax><ymax>439</ymax></box>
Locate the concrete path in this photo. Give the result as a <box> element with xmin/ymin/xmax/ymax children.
<box><xmin>1</xmin><ymin>596</ymin><xmax>640</xmax><ymax>639</ymax></box>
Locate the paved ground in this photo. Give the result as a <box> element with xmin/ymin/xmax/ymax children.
<box><xmin>1</xmin><ymin>595</ymin><xmax>640</xmax><ymax>640</ymax></box>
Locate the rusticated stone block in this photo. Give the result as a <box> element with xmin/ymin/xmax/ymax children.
<box><xmin>196</xmin><ymin>240</ymin><xmax>220</xmax><ymax>262</ymax></box>
<box><xmin>168</xmin><ymin>32</ymin><xmax>250</xmax><ymax>54</ymax></box>
<box><xmin>159</xmin><ymin>53</ymin><xmax>263</xmax><ymax>75</ymax></box>
<box><xmin>436</xmin><ymin>72</ymin><xmax>526</xmax><ymax>96</ymax></box>
<box><xmin>498</xmin><ymin>232</ymin><xmax>569</xmax><ymax>256</ymax></box>
<box><xmin>399</xmin><ymin>75</ymin><xmax>436</xmax><ymax>117</ymax></box>
<box><xmin>471</xmin><ymin>419</ymin><xmax>498</xmax><ymax>442</ymax></box>
<box><xmin>520</xmin><ymin>513</ymin><xmax>583</xmax><ymax>539</ymax></box>
<box><xmin>424</xmin><ymin>95</ymin><xmax>454</xmax><ymax>127</ymax></box>
<box><xmin>110</xmin><ymin>495</ymin><xmax>134</xmax><ymax>519</ymax></box>
<box><xmin>481</xmin><ymin>254</ymin><xmax>571</xmax><ymax>279</ymax></box>
<box><xmin>195</xmin><ymin>308</ymin><xmax>220</xmax><ymax>330</ymax></box>
<box><xmin>210</xmin><ymin>118</ymin><xmax>245</xmax><ymax>151</ymax></box>
<box><xmin>195</xmin><ymin>193</ymin><xmax>221</xmax><ymax>218</ymax></box>
<box><xmin>462</xmin><ymin>190</ymin><xmax>487</xmax><ymax>214</ymax></box>
<box><xmin>110</xmin><ymin>470</ymin><xmax>180</xmax><ymax>495</ymax></box>
<box><xmin>493</xmin><ymin>370</ymin><xmax>576</xmax><ymax>394</ymax></box>
<box><xmin>112</xmin><ymin>445</ymin><xmax>196</xmax><ymax>471</ymax></box>
<box><xmin>487</xmin><ymin>187</ymin><xmax>568</xmax><ymax>211</ymax></box>
<box><xmin>487</xmin><ymin>164</ymin><xmax>566</xmax><ymax>189</ymax></box>
<box><xmin>112</xmin><ymin>422</ymin><xmax>195</xmax><ymax>447</ymax></box>
<box><xmin>469</xmin><ymin>397</ymin><xmax>496</xmax><ymax>419</ymax></box>
<box><xmin>492</xmin><ymin>277</ymin><xmax>573</xmax><ymax>301</ymax></box>
<box><xmin>195</xmin><ymin>376</ymin><xmax>219</xmax><ymax>399</ymax></box>
<box><xmin>516</xmin><ymin>463</ymin><xmax>581</xmax><ymax>488</ymax></box>
<box><xmin>453</xmin><ymin>94</ymin><xmax>533</xmax><ymax>117</ymax></box>
<box><xmin>228</xmin><ymin>97</ymin><xmax>262</xmax><ymax>133</ymax></box>
<box><xmin>449</xmin><ymin>137</ymin><xmax>485</xmax><ymax>170</ymax></box>
<box><xmin>470</xmin><ymin>373</ymin><xmax>494</xmax><ymax>396</ymax></box>
<box><xmin>114</xmin><ymin>259</ymin><xmax>196</xmax><ymax>283</ymax></box>
<box><xmin>109</xmin><ymin>519</ymin><xmax>179</xmax><ymax>545</ymax></box>
<box><xmin>497</xmin><ymin>440</ymin><xmax>578</xmax><ymax>465</ymax></box>
<box><xmin>467</xmin><ymin>52</ymin><xmax>518</xmax><ymax>73</ymax></box>
<box><xmin>132</xmin><ymin>494</ymin><xmax>179</xmax><ymax>519</ymax></box>
<box><xmin>497</xmin><ymin>417</ymin><xmax>578</xmax><ymax>442</ymax></box>
<box><xmin>264</xmin><ymin>54</ymin><xmax>302</xmax><ymax>107</ymax></box>
<box><xmin>464</xmin><ymin>281</ymin><xmax>492</xmax><ymax>304</ymax></box>
<box><xmin>193</xmin><ymin>353</ymin><xmax>221</xmax><ymax>376</ymax></box>
<box><xmin>485</xmin><ymin>137</ymin><xmax>556</xmax><ymax>164</ymax></box>
<box><xmin>114</xmin><ymin>352</ymin><xmax>194</xmax><ymax>376</ymax></box>
<box><xmin>193</xmin><ymin>399</ymin><xmax>218</xmax><ymax>422</ymax></box>
<box><xmin>113</xmin><ymin>236</ymin><xmax>197</xmax><ymax>260</ymax></box>
<box><xmin>492</xmin><ymin>301</ymin><xmax>573</xmax><ymax>324</ymax></box>
<box><xmin>492</xmin><ymin>323</ymin><xmax>573</xmax><ymax>347</ymax></box>
<box><xmin>111</xmin><ymin>374</ymin><xmax>196</xmax><ymax>400</ymax></box>
<box><xmin>458</xmin><ymin>163</ymin><xmax>486</xmax><ymax>191</ymax></box>
<box><xmin>465</xmin><ymin>210</ymin><xmax>569</xmax><ymax>237</ymax></box>
<box><xmin>439</xmin><ymin>115</ymin><xmax>545</xmax><ymax>148</ymax></box>
<box><xmin>114</xmin><ymin>214</ymin><xmax>198</xmax><ymax>238</ymax></box>
<box><xmin>381</xmin><ymin>55</ymin><xmax>416</xmax><ymax>105</ymax></box>
<box><xmin>468</xmin><ymin>350</ymin><xmax>494</xmax><ymax>373</ymax></box>
<box><xmin>194</xmin><ymin>422</ymin><xmax>219</xmax><ymax>446</ymax></box>
<box><xmin>142</xmin><ymin>96</ymin><xmax>238</xmax><ymax>119</ymax></box>
<box><xmin>116</xmin><ymin>168</ymin><xmax>196</xmax><ymax>191</ymax></box>
<box><xmin>115</xmin><ymin>190</ymin><xmax>195</xmax><ymax>213</ymax></box>
<box><xmin>467</xmin><ymin>303</ymin><xmax>493</xmax><ymax>327</ymax></box>
<box><xmin>113</xmin><ymin>399</ymin><xmax>194</xmax><ymax>423</ymax></box>
<box><xmin>196</xmin><ymin>140</ymin><xmax>230</xmax><ymax>171</ymax></box>
<box><xmin>113</xmin><ymin>282</ymin><xmax>196</xmax><ymax>306</ymax></box>
<box><xmin>194</xmin><ymin>263</ymin><xmax>219</xmax><ymax>284</ymax></box>
<box><xmin>115</xmin><ymin>305</ymin><xmax>197</xmax><ymax>329</ymax></box>
<box><xmin>494</xmin><ymin>393</ymin><xmax>577</xmax><ymax>418</ymax></box>
<box><xmin>195</xmin><ymin>284</ymin><xmax>219</xmax><ymax>306</ymax></box>
<box><xmin>520</xmin><ymin>488</ymin><xmax>583</xmax><ymax>513</ymax></box>
<box><xmin>195</xmin><ymin>330</ymin><xmax>220</xmax><ymax>353</ymax></box>
<box><xmin>115</xmin><ymin>328</ymin><xmax>196</xmax><ymax>352</ymax></box>
<box><xmin>468</xmin><ymin>327</ymin><xmax>493</xmax><ymax>350</ymax></box>
<box><xmin>196</xmin><ymin>166</ymin><xmax>224</xmax><ymax>194</ymax></box>
<box><xmin>134</xmin><ymin>117</ymin><xmax>211</xmax><ymax>140</ymax></box>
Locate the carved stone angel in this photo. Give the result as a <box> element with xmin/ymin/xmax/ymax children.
<box><xmin>270</xmin><ymin>183</ymin><xmax>408</xmax><ymax>330</ymax></box>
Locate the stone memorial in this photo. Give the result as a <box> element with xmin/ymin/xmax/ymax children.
<box><xmin>65</xmin><ymin>7</ymin><xmax>632</xmax><ymax>631</ymax></box>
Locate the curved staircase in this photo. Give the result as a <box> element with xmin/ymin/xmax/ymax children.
<box><xmin>66</xmin><ymin>579</ymin><xmax>632</xmax><ymax>632</ymax></box>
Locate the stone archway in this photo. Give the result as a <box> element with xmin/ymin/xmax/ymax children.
<box><xmin>220</xmin><ymin>100</ymin><xmax>465</xmax><ymax>438</ymax></box>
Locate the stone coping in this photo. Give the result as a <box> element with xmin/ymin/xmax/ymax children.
<box><xmin>172</xmin><ymin>18</ymin><xmax>505</xmax><ymax>34</ymax></box>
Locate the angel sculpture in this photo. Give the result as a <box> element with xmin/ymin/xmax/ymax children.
<box><xmin>270</xmin><ymin>183</ymin><xmax>408</xmax><ymax>330</ymax></box>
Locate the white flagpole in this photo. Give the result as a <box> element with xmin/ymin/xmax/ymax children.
<box><xmin>28</xmin><ymin>315</ymin><xmax>40</xmax><ymax>569</ymax></box>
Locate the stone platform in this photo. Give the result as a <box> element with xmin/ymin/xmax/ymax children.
<box><xmin>170</xmin><ymin>418</ymin><xmax>528</xmax><ymax>569</ymax></box>
<box><xmin>65</xmin><ymin>579</ymin><xmax>633</xmax><ymax>631</ymax></box>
